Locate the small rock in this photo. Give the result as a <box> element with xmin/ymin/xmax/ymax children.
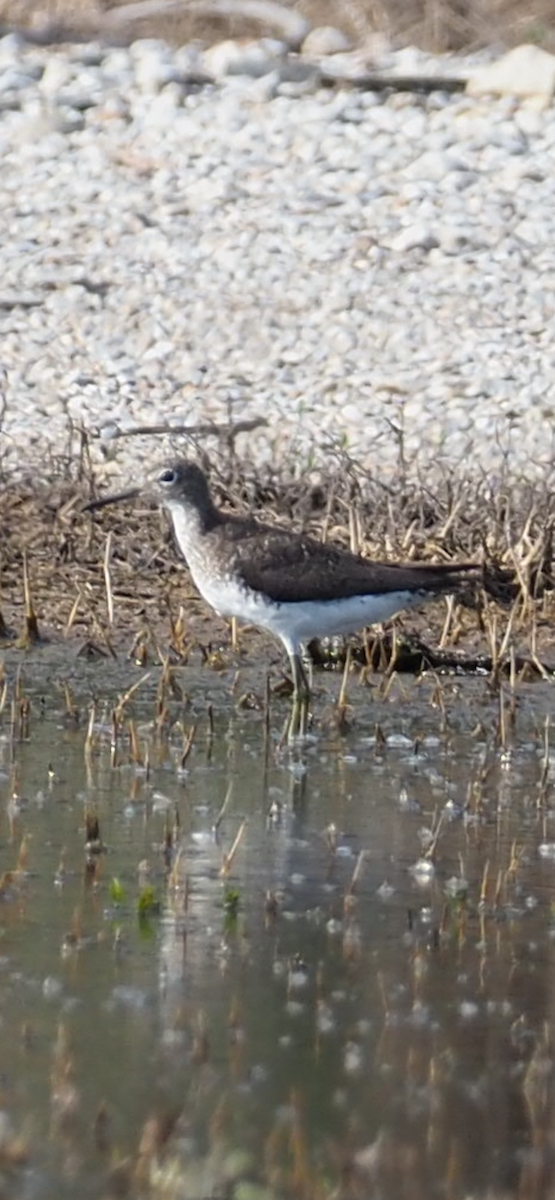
<box><xmin>301</xmin><ymin>26</ymin><xmax>352</xmax><ymax>58</ymax></box>
<box><xmin>438</xmin><ymin>226</ymin><xmax>473</xmax><ymax>254</ymax></box>
<box><xmin>39</xmin><ymin>57</ymin><xmax>74</xmax><ymax>96</ymax></box>
<box><xmin>276</xmin><ymin>59</ymin><xmax>320</xmax><ymax>86</ymax></box>
<box><xmin>318</xmin><ymin>50</ymin><xmax>374</xmax><ymax>82</ymax></box>
<box><xmin>389</xmin><ymin>223</ymin><xmax>439</xmax><ymax>252</ymax></box>
<box><xmin>0</xmin><ymin>68</ymin><xmax>40</xmax><ymax>93</ymax></box>
<box><xmin>467</xmin><ymin>44</ymin><xmax>555</xmax><ymax>104</ymax></box>
<box><xmin>72</xmin><ymin>43</ymin><xmax>106</xmax><ymax>67</ymax></box>
<box><xmin>203</xmin><ymin>38</ymin><xmax>286</xmax><ymax>79</ymax></box>
<box><xmin>0</xmin><ymin>32</ymin><xmax>27</xmax><ymax>60</ymax></box>
<box><xmin>134</xmin><ymin>58</ymin><xmax>191</xmax><ymax>94</ymax></box>
<box><xmin>57</xmin><ymin>91</ymin><xmax>100</xmax><ymax>112</ymax></box>
<box><xmin>129</xmin><ymin>37</ymin><xmax>171</xmax><ymax>60</ymax></box>
<box><xmin>515</xmin><ymin>107</ymin><xmax>543</xmax><ymax>135</ymax></box>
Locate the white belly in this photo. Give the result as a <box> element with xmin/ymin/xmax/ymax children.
<box><xmin>191</xmin><ymin>568</ymin><xmax>424</xmax><ymax>655</ymax></box>
<box><xmin>264</xmin><ymin>590</ymin><xmax>423</xmax><ymax>645</ymax></box>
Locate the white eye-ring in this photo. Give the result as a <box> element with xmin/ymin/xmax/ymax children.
<box><xmin>159</xmin><ymin>468</ymin><xmax>176</xmax><ymax>486</ymax></box>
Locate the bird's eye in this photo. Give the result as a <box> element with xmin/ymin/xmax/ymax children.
<box><xmin>159</xmin><ymin>468</ymin><xmax>176</xmax><ymax>485</ymax></box>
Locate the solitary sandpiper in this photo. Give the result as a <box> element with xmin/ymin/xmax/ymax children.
<box><xmin>84</xmin><ymin>459</ymin><xmax>479</xmax><ymax>713</ymax></box>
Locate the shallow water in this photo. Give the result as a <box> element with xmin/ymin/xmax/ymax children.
<box><xmin>1</xmin><ymin>659</ymin><xmax>555</xmax><ymax>1199</ymax></box>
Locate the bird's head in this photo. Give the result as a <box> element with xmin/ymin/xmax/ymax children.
<box><xmin>83</xmin><ymin>459</ymin><xmax>212</xmax><ymax>515</ymax></box>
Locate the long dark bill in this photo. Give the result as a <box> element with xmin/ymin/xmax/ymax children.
<box><xmin>82</xmin><ymin>487</ymin><xmax>141</xmax><ymax>513</ymax></box>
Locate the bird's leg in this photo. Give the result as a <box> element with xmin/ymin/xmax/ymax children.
<box><xmin>296</xmin><ymin>654</ymin><xmax>310</xmax><ymax>738</ymax></box>
<box><xmin>292</xmin><ymin>652</ymin><xmax>310</xmax><ymax>699</ymax></box>
<box><xmin>288</xmin><ymin>651</ymin><xmax>311</xmax><ymax>740</ymax></box>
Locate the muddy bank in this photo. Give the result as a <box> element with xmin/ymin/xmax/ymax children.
<box><xmin>0</xmin><ymin>448</ymin><xmax>554</xmax><ymax>687</ymax></box>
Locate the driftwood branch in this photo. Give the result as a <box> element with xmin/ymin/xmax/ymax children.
<box><xmin>91</xmin><ymin>416</ymin><xmax>268</xmax><ymax>442</ymax></box>
<box><xmin>308</xmin><ymin>629</ymin><xmax>554</xmax><ymax>680</ymax></box>
<box><xmin>320</xmin><ymin>66</ymin><xmax>468</xmax><ymax>93</ymax></box>
<box><xmin>102</xmin><ymin>0</ymin><xmax>310</xmax><ymax>47</ymax></box>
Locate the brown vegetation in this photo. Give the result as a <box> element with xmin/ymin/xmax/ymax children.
<box><xmin>1</xmin><ymin>435</ymin><xmax>555</xmax><ymax>683</ymax></box>
<box><xmin>2</xmin><ymin>0</ymin><xmax>555</xmax><ymax>54</ymax></box>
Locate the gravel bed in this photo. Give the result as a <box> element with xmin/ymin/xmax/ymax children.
<box><xmin>1</xmin><ymin>32</ymin><xmax>554</xmax><ymax>484</ymax></box>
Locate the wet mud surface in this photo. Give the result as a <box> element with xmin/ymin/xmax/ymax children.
<box><xmin>2</xmin><ymin>452</ymin><xmax>555</xmax><ymax>678</ymax></box>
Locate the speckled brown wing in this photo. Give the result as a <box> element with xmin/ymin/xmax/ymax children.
<box><xmin>211</xmin><ymin>523</ymin><xmax>478</xmax><ymax>604</ymax></box>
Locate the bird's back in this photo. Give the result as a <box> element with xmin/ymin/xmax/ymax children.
<box><xmin>203</xmin><ymin>516</ymin><xmax>478</xmax><ymax>604</ymax></box>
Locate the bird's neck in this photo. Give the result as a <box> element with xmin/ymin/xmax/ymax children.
<box><xmin>165</xmin><ymin>498</ymin><xmax>221</xmax><ymax>556</ymax></box>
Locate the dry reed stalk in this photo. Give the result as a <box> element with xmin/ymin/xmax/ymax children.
<box><xmin>110</xmin><ymin>709</ymin><xmax>119</xmax><ymax>768</ymax></box>
<box><xmin>167</xmin><ymin>847</ymin><xmax>183</xmax><ymax>893</ymax></box>
<box><xmin>437</xmin><ymin>593</ymin><xmax>453</xmax><ymax>649</ymax></box>
<box><xmin>497</xmin><ymin>687</ymin><xmax>507</xmax><ymax>749</ymax></box>
<box><xmin>539</xmin><ymin>715</ymin><xmax>551</xmax><ymax>798</ymax></box>
<box><xmin>206</xmin><ymin>703</ymin><xmax>214</xmax><ymax>745</ymax></box>
<box><xmin>127</xmin><ymin>720</ymin><xmax>142</xmax><ymax>765</ymax></box>
<box><xmin>85</xmin><ymin>702</ymin><xmax>96</xmax><ymax>755</ymax></box>
<box><xmin>179</xmin><ymin>723</ymin><xmax>197</xmax><ymax>770</ymax></box>
<box><xmin>22</xmin><ymin>551</ymin><xmax>39</xmax><ymax>642</ymax></box>
<box><xmin>530</xmin><ymin>613</ymin><xmax>552</xmax><ymax>681</ymax></box>
<box><xmin>230</xmin><ymin>616</ymin><xmax>238</xmax><ymax>651</ymax></box>
<box><xmin>424</xmin><ymin>808</ymin><xmax>445</xmax><ymax>861</ymax></box>
<box><xmin>337</xmin><ymin>645</ymin><xmax>352</xmax><ymax>710</ymax></box>
<box><xmin>479</xmin><ymin>859</ymin><xmax>490</xmax><ymax>907</ymax></box>
<box><xmin>114</xmin><ymin>671</ymin><xmax>152</xmax><ymax>721</ymax></box>
<box><xmin>263</xmin><ymin>672</ymin><xmax>271</xmax><ymax>739</ymax></box>
<box><xmin>344</xmin><ymin>849</ymin><xmax>366</xmax><ymax>911</ymax></box>
<box><xmin>219</xmin><ymin>819</ymin><xmax>246</xmax><ymax>876</ymax></box>
<box><xmin>379</xmin><ymin>668</ymin><xmax>398</xmax><ymax>702</ymax></box>
<box><xmin>103</xmin><ymin>532</ymin><xmax>114</xmax><ymax>626</ymax></box>
<box><xmin>348</xmin><ymin>501</ymin><xmax>362</xmax><ymax>555</ymax></box>
<box><xmin>213</xmin><ymin>782</ymin><xmax>233</xmax><ymax>834</ymax></box>
<box><xmin>65</xmin><ymin>591</ymin><xmax>82</xmax><ymax>635</ymax></box>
